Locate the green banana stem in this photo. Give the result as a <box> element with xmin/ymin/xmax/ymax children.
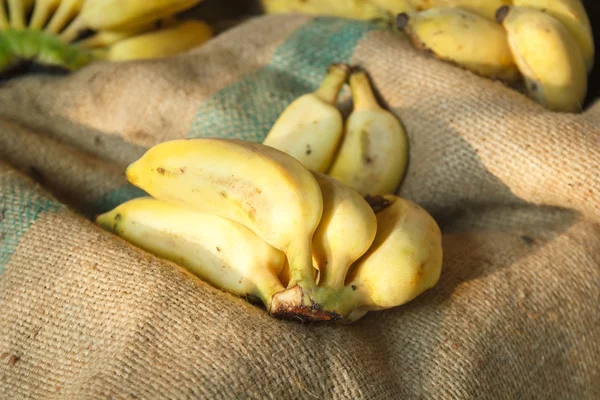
<box><xmin>312</xmin><ymin>284</ymin><xmax>362</xmax><ymax>319</ymax></box>
<box><xmin>313</xmin><ymin>63</ymin><xmax>350</xmax><ymax>104</ymax></box>
<box><xmin>349</xmin><ymin>70</ymin><xmax>381</xmax><ymax>111</ymax></box>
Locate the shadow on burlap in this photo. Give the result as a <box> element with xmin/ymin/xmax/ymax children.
<box><xmin>0</xmin><ymin>15</ymin><xmax>599</xmax><ymax>399</ymax></box>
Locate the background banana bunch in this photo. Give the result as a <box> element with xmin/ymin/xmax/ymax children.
<box><xmin>96</xmin><ymin>137</ymin><xmax>443</xmax><ymax>324</ymax></box>
<box><xmin>0</xmin><ymin>0</ymin><xmax>213</xmax><ymax>76</ymax></box>
<box><xmin>261</xmin><ymin>0</ymin><xmax>596</xmax><ymax>113</ymax></box>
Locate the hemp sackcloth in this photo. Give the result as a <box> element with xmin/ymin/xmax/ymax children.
<box><xmin>0</xmin><ymin>14</ymin><xmax>599</xmax><ymax>399</ymax></box>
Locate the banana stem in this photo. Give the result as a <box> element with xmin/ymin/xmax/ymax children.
<box><xmin>286</xmin><ymin>239</ymin><xmax>318</xmax><ymax>291</ymax></box>
<box><xmin>313</xmin><ymin>63</ymin><xmax>350</xmax><ymax>104</ymax></box>
<box><xmin>349</xmin><ymin>70</ymin><xmax>381</xmax><ymax>111</ymax></box>
<box><xmin>253</xmin><ymin>270</ymin><xmax>286</xmax><ymax>311</ymax></box>
<box><xmin>57</xmin><ymin>14</ymin><xmax>85</xmax><ymax>43</ymax></box>
<box><xmin>29</xmin><ymin>2</ymin><xmax>54</xmax><ymax>30</ymax></box>
<box><xmin>8</xmin><ymin>0</ymin><xmax>27</xmax><ymax>30</ymax></box>
<box><xmin>319</xmin><ymin>260</ymin><xmax>350</xmax><ymax>291</ymax></box>
<box><xmin>0</xmin><ymin>2</ymin><xmax>9</xmax><ymax>30</ymax></box>
<box><xmin>312</xmin><ymin>284</ymin><xmax>361</xmax><ymax>319</ymax></box>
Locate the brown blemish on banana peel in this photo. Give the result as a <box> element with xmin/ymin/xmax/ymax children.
<box><xmin>269</xmin><ymin>285</ymin><xmax>343</xmax><ymax>322</ymax></box>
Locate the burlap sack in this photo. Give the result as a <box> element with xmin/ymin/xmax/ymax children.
<box><xmin>1</xmin><ymin>15</ymin><xmax>599</xmax><ymax>399</ymax></box>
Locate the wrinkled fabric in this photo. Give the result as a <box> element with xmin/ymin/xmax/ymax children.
<box><xmin>0</xmin><ymin>15</ymin><xmax>599</xmax><ymax>399</ymax></box>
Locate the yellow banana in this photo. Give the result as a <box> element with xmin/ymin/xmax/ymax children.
<box><xmin>1</xmin><ymin>2</ymin><xmax>9</xmax><ymax>30</ymax></box>
<box><xmin>261</xmin><ymin>0</ymin><xmax>393</xmax><ymax>21</ymax></box>
<box><xmin>323</xmin><ymin>194</ymin><xmax>443</xmax><ymax>322</ymax></box>
<box><xmin>512</xmin><ymin>0</ymin><xmax>595</xmax><ymax>73</ymax></box>
<box><xmin>44</xmin><ymin>0</ymin><xmax>82</xmax><ymax>34</ymax></box>
<box><xmin>409</xmin><ymin>0</ymin><xmax>511</xmax><ymax>21</ymax></box>
<box><xmin>311</xmin><ymin>171</ymin><xmax>378</xmax><ymax>291</ymax></box>
<box><xmin>368</xmin><ymin>0</ymin><xmax>415</xmax><ymax>15</ymax></box>
<box><xmin>125</xmin><ymin>138</ymin><xmax>324</xmax><ymax>299</ymax></box>
<box><xmin>8</xmin><ymin>0</ymin><xmax>34</xmax><ymax>29</ymax></box>
<box><xmin>29</xmin><ymin>0</ymin><xmax>60</xmax><ymax>30</ymax></box>
<box><xmin>96</xmin><ymin>197</ymin><xmax>286</xmax><ymax>309</ymax></box>
<box><xmin>270</xmin><ymin>171</ymin><xmax>378</xmax><ymax>319</ymax></box>
<box><xmin>74</xmin><ymin>22</ymin><xmax>157</xmax><ymax>49</ymax></box>
<box><xmin>59</xmin><ymin>0</ymin><xmax>202</xmax><ymax>42</ymax></box>
<box><xmin>396</xmin><ymin>7</ymin><xmax>520</xmax><ymax>82</ymax></box>
<box><xmin>262</xmin><ymin>63</ymin><xmax>349</xmax><ymax>173</ymax></box>
<box><xmin>327</xmin><ymin>69</ymin><xmax>409</xmax><ymax>197</ymax></box>
<box><xmin>497</xmin><ymin>6</ymin><xmax>587</xmax><ymax>113</ymax></box>
<box><xmin>99</xmin><ymin>20</ymin><xmax>213</xmax><ymax>61</ymax></box>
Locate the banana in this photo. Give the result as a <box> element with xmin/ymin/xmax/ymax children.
<box><xmin>59</xmin><ymin>0</ymin><xmax>203</xmax><ymax>42</ymax></box>
<box><xmin>125</xmin><ymin>138</ymin><xmax>324</xmax><ymax>297</ymax></box>
<box><xmin>368</xmin><ymin>0</ymin><xmax>415</xmax><ymax>15</ymax></box>
<box><xmin>99</xmin><ymin>20</ymin><xmax>213</xmax><ymax>61</ymax></box>
<box><xmin>311</xmin><ymin>171</ymin><xmax>378</xmax><ymax>290</ymax></box>
<box><xmin>318</xmin><ymin>194</ymin><xmax>443</xmax><ymax>322</ymax></box>
<box><xmin>44</xmin><ymin>0</ymin><xmax>82</xmax><ymax>34</ymax></box>
<box><xmin>260</xmin><ymin>0</ymin><xmax>393</xmax><ymax>21</ymax></box>
<box><xmin>96</xmin><ymin>197</ymin><xmax>286</xmax><ymax>309</ymax></box>
<box><xmin>8</xmin><ymin>0</ymin><xmax>34</xmax><ymax>30</ymax></box>
<box><xmin>497</xmin><ymin>6</ymin><xmax>588</xmax><ymax>113</ymax></box>
<box><xmin>270</xmin><ymin>171</ymin><xmax>378</xmax><ymax>319</ymax></box>
<box><xmin>512</xmin><ymin>0</ymin><xmax>595</xmax><ymax>73</ymax></box>
<box><xmin>1</xmin><ymin>2</ymin><xmax>10</xmax><ymax>30</ymax></box>
<box><xmin>327</xmin><ymin>68</ymin><xmax>409</xmax><ymax>197</ymax></box>
<box><xmin>396</xmin><ymin>7</ymin><xmax>521</xmax><ymax>82</ymax></box>
<box><xmin>74</xmin><ymin>22</ymin><xmax>157</xmax><ymax>49</ymax></box>
<box><xmin>262</xmin><ymin>63</ymin><xmax>350</xmax><ymax>173</ymax></box>
<box><xmin>29</xmin><ymin>0</ymin><xmax>60</xmax><ymax>30</ymax></box>
<box><xmin>408</xmin><ymin>0</ymin><xmax>511</xmax><ymax>21</ymax></box>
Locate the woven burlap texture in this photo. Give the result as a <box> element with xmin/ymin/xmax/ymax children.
<box><xmin>1</xmin><ymin>14</ymin><xmax>599</xmax><ymax>399</ymax></box>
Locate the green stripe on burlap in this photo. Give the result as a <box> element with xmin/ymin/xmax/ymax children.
<box><xmin>0</xmin><ymin>171</ymin><xmax>64</xmax><ymax>273</ymax></box>
<box><xmin>187</xmin><ymin>17</ymin><xmax>382</xmax><ymax>141</ymax></box>
<box><xmin>97</xmin><ymin>17</ymin><xmax>381</xmax><ymax>214</ymax></box>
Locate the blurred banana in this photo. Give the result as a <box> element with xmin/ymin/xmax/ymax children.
<box><xmin>497</xmin><ymin>5</ymin><xmax>588</xmax><ymax>112</ymax></box>
<box><xmin>59</xmin><ymin>0</ymin><xmax>203</xmax><ymax>42</ymax></box>
<box><xmin>512</xmin><ymin>0</ymin><xmax>595</xmax><ymax>73</ymax></box>
<box><xmin>408</xmin><ymin>0</ymin><xmax>511</xmax><ymax>21</ymax></box>
<box><xmin>396</xmin><ymin>7</ymin><xmax>520</xmax><ymax>82</ymax></box>
<box><xmin>29</xmin><ymin>0</ymin><xmax>61</xmax><ymax>30</ymax></box>
<box><xmin>99</xmin><ymin>20</ymin><xmax>213</xmax><ymax>61</ymax></box>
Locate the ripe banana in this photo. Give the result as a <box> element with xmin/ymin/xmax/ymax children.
<box><xmin>59</xmin><ymin>0</ymin><xmax>203</xmax><ymax>42</ymax></box>
<box><xmin>1</xmin><ymin>2</ymin><xmax>8</xmax><ymax>30</ymax></box>
<box><xmin>262</xmin><ymin>63</ymin><xmax>349</xmax><ymax>173</ymax></box>
<box><xmin>29</xmin><ymin>0</ymin><xmax>60</xmax><ymax>30</ymax></box>
<box><xmin>319</xmin><ymin>194</ymin><xmax>443</xmax><ymax>322</ymax></box>
<box><xmin>368</xmin><ymin>0</ymin><xmax>415</xmax><ymax>15</ymax></box>
<box><xmin>8</xmin><ymin>0</ymin><xmax>34</xmax><ymax>30</ymax></box>
<box><xmin>497</xmin><ymin>6</ymin><xmax>588</xmax><ymax>113</ymax></box>
<box><xmin>408</xmin><ymin>0</ymin><xmax>511</xmax><ymax>21</ymax></box>
<box><xmin>74</xmin><ymin>22</ymin><xmax>157</xmax><ymax>49</ymax></box>
<box><xmin>260</xmin><ymin>0</ymin><xmax>393</xmax><ymax>22</ymax></box>
<box><xmin>311</xmin><ymin>171</ymin><xmax>378</xmax><ymax>290</ymax></box>
<box><xmin>512</xmin><ymin>0</ymin><xmax>595</xmax><ymax>73</ymax></box>
<box><xmin>327</xmin><ymin>68</ymin><xmax>409</xmax><ymax>197</ymax></box>
<box><xmin>125</xmin><ymin>138</ymin><xmax>324</xmax><ymax>297</ymax></box>
<box><xmin>396</xmin><ymin>7</ymin><xmax>520</xmax><ymax>82</ymax></box>
<box><xmin>44</xmin><ymin>0</ymin><xmax>82</xmax><ymax>34</ymax></box>
<box><xmin>96</xmin><ymin>197</ymin><xmax>286</xmax><ymax>309</ymax></box>
<box><xmin>99</xmin><ymin>20</ymin><xmax>213</xmax><ymax>61</ymax></box>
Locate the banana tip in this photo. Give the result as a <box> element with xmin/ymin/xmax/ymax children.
<box><xmin>396</xmin><ymin>13</ymin><xmax>409</xmax><ymax>30</ymax></box>
<box><xmin>495</xmin><ymin>5</ymin><xmax>511</xmax><ymax>24</ymax></box>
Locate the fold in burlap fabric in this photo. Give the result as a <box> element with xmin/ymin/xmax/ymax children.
<box><xmin>0</xmin><ymin>15</ymin><xmax>599</xmax><ymax>399</ymax></box>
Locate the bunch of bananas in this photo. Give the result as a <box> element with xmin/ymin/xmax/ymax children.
<box><xmin>262</xmin><ymin>0</ymin><xmax>595</xmax><ymax>113</ymax></box>
<box><xmin>0</xmin><ymin>0</ymin><xmax>213</xmax><ymax>75</ymax></box>
<box><xmin>96</xmin><ymin>137</ymin><xmax>442</xmax><ymax>324</ymax></box>
<box><xmin>263</xmin><ymin>63</ymin><xmax>410</xmax><ymax>197</ymax></box>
